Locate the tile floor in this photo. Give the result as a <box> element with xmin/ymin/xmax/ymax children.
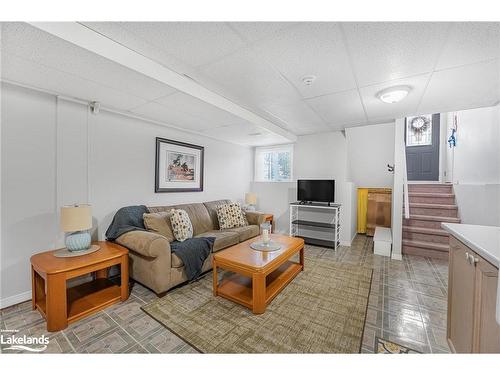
<box><xmin>0</xmin><ymin>235</ymin><xmax>450</xmax><ymax>354</ymax></box>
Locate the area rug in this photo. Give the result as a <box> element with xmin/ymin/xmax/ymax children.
<box><xmin>142</xmin><ymin>257</ymin><xmax>373</xmax><ymax>353</ymax></box>
<box><xmin>374</xmin><ymin>337</ymin><xmax>421</xmax><ymax>354</ymax></box>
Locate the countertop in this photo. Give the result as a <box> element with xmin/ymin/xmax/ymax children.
<box><xmin>442</xmin><ymin>223</ymin><xmax>500</xmax><ymax>268</ymax></box>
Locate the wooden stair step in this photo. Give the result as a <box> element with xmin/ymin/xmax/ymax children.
<box><xmin>402</xmin><ymin>226</ymin><xmax>449</xmax><ymax>236</ymax></box>
<box><xmin>408</xmin><ymin>192</ymin><xmax>454</xmax><ymax>197</ymax></box>
<box><xmin>408</xmin><ymin>203</ymin><xmax>458</xmax><ymax>209</ymax></box>
<box><xmin>404</xmin><ymin>214</ymin><xmax>460</xmax><ymax>223</ymax></box>
<box><xmin>402</xmin><ymin>239</ymin><xmax>449</xmax><ymax>252</ymax></box>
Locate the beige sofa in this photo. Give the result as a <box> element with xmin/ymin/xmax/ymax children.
<box><xmin>115</xmin><ymin>199</ymin><xmax>269</xmax><ymax>295</ymax></box>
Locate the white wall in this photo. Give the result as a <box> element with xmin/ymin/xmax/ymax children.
<box><xmin>251</xmin><ymin>131</ymin><xmax>356</xmax><ymax>244</ymax></box>
<box><xmin>1</xmin><ymin>83</ymin><xmax>253</xmax><ymax>306</ymax></box>
<box><xmin>445</xmin><ymin>105</ymin><xmax>500</xmax><ymax>226</ymax></box>
<box><xmin>345</xmin><ymin>122</ymin><xmax>395</xmax><ymax>188</ymax></box>
<box><xmin>447</xmin><ymin>106</ymin><xmax>500</xmax><ymax>185</ymax></box>
<box><xmin>391</xmin><ymin>119</ymin><xmax>406</xmax><ymax>260</ymax></box>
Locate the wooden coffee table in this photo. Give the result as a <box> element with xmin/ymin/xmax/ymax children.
<box><xmin>212</xmin><ymin>234</ymin><xmax>304</xmax><ymax>314</ymax></box>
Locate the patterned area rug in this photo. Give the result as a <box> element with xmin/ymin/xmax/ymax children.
<box><xmin>142</xmin><ymin>256</ymin><xmax>373</xmax><ymax>353</ymax></box>
<box><xmin>375</xmin><ymin>337</ymin><xmax>421</xmax><ymax>354</ymax></box>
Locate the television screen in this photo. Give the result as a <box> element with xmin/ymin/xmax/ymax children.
<box><xmin>297</xmin><ymin>180</ymin><xmax>335</xmax><ymax>203</ymax></box>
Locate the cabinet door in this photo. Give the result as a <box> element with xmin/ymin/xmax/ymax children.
<box><xmin>473</xmin><ymin>256</ymin><xmax>500</xmax><ymax>353</ymax></box>
<box><xmin>448</xmin><ymin>237</ymin><xmax>476</xmax><ymax>353</ymax></box>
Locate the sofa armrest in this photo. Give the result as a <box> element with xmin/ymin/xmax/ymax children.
<box><xmin>115</xmin><ymin>230</ymin><xmax>170</xmax><ymax>259</ymax></box>
<box><xmin>245</xmin><ymin>211</ymin><xmax>270</xmax><ymax>226</ymax></box>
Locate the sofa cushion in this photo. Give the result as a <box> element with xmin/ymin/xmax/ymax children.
<box><xmin>216</xmin><ymin>203</ymin><xmax>248</xmax><ymax>229</ymax></box>
<box><xmin>143</xmin><ymin>212</ymin><xmax>175</xmax><ymax>242</ymax></box>
<box><xmin>170</xmin><ymin>209</ymin><xmax>193</xmax><ymax>242</ymax></box>
<box><xmin>148</xmin><ymin>203</ymin><xmax>213</xmax><ymax>235</ymax></box>
<box><xmin>226</xmin><ymin>225</ymin><xmax>260</xmax><ymax>242</ymax></box>
<box><xmin>203</xmin><ymin>199</ymin><xmax>231</xmax><ymax>229</ymax></box>
<box><xmin>195</xmin><ymin>231</ymin><xmax>239</xmax><ymax>252</ymax></box>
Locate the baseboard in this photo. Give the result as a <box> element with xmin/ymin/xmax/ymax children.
<box><xmin>340</xmin><ymin>233</ymin><xmax>356</xmax><ymax>247</ymax></box>
<box><xmin>0</xmin><ymin>290</ymin><xmax>31</xmax><ymax>309</ymax></box>
<box><xmin>391</xmin><ymin>252</ymin><xmax>403</xmax><ymax>260</ymax></box>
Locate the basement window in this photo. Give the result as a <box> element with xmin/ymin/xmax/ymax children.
<box><xmin>254</xmin><ymin>144</ymin><xmax>293</xmax><ymax>182</ymax></box>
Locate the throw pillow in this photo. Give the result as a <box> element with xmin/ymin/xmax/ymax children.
<box><xmin>216</xmin><ymin>202</ymin><xmax>248</xmax><ymax>229</ymax></box>
<box><xmin>143</xmin><ymin>212</ymin><xmax>175</xmax><ymax>242</ymax></box>
<box><xmin>169</xmin><ymin>209</ymin><xmax>193</xmax><ymax>242</ymax></box>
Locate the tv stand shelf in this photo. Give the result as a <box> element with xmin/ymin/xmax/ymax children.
<box><xmin>291</xmin><ymin>220</ymin><xmax>335</xmax><ymax>229</ymax></box>
<box><xmin>289</xmin><ymin>202</ymin><xmax>341</xmax><ymax>251</ymax></box>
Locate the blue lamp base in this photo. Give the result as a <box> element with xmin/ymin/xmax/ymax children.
<box><xmin>65</xmin><ymin>231</ymin><xmax>91</xmax><ymax>252</ymax></box>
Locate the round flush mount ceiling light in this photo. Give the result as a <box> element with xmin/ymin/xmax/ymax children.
<box><xmin>376</xmin><ymin>86</ymin><xmax>411</xmax><ymax>104</ymax></box>
<box><xmin>302</xmin><ymin>75</ymin><xmax>316</xmax><ymax>86</ymax></box>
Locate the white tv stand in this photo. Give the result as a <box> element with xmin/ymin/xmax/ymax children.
<box><xmin>289</xmin><ymin>202</ymin><xmax>341</xmax><ymax>251</ymax></box>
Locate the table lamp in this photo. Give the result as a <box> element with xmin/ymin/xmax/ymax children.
<box><xmin>245</xmin><ymin>193</ymin><xmax>257</xmax><ymax>211</ymax></box>
<box><xmin>60</xmin><ymin>204</ymin><xmax>92</xmax><ymax>252</ymax></box>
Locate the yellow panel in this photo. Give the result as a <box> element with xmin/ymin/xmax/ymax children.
<box><xmin>357</xmin><ymin>188</ymin><xmax>368</xmax><ymax>234</ymax></box>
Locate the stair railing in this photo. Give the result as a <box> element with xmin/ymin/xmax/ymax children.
<box><xmin>402</xmin><ymin>142</ymin><xmax>410</xmax><ymax>219</ymax></box>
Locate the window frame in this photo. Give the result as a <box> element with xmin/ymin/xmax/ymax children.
<box><xmin>254</xmin><ymin>144</ymin><xmax>294</xmax><ymax>183</ymax></box>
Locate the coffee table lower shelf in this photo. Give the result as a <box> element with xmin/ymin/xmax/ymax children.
<box><xmin>216</xmin><ymin>260</ymin><xmax>303</xmax><ymax>310</ymax></box>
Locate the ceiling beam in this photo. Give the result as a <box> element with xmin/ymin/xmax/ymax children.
<box><xmin>29</xmin><ymin>22</ymin><xmax>297</xmax><ymax>143</ymax></box>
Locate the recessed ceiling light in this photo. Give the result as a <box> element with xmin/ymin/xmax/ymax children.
<box><xmin>302</xmin><ymin>75</ymin><xmax>316</xmax><ymax>86</ymax></box>
<box><xmin>376</xmin><ymin>86</ymin><xmax>411</xmax><ymax>104</ymax></box>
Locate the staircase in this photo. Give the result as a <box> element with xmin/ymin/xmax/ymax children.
<box><xmin>402</xmin><ymin>183</ymin><xmax>460</xmax><ymax>259</ymax></box>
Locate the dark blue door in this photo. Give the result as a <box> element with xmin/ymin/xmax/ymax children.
<box><xmin>405</xmin><ymin>113</ymin><xmax>440</xmax><ymax>181</ymax></box>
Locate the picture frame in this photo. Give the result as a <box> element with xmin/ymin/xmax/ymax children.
<box><xmin>155</xmin><ymin>137</ymin><xmax>204</xmax><ymax>193</ymax></box>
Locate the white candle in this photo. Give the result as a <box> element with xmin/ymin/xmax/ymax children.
<box><xmin>262</xmin><ymin>229</ymin><xmax>270</xmax><ymax>244</ymax></box>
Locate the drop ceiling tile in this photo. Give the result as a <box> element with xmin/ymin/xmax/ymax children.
<box><xmin>306</xmin><ymin>89</ymin><xmax>367</xmax><ymax>129</ymax></box>
<box><xmin>1</xmin><ymin>22</ymin><xmax>177</xmax><ymax>101</ymax></box>
<box><xmin>119</xmin><ymin>22</ymin><xmax>246</xmax><ymax>67</ymax></box>
<box><xmin>360</xmin><ymin>73</ymin><xmax>431</xmax><ymax>121</ymax></box>
<box><xmin>199</xmin><ymin>47</ymin><xmax>301</xmax><ymax>109</ymax></box>
<box><xmin>228</xmin><ymin>22</ymin><xmax>298</xmax><ymax>43</ymax></box>
<box><xmin>81</xmin><ymin>22</ymin><xmax>191</xmax><ymax>75</ymax></box>
<box><xmin>155</xmin><ymin>92</ymin><xmax>245</xmax><ymax>127</ymax></box>
<box><xmin>259</xmin><ymin>99</ymin><xmax>328</xmax><ymax>132</ymax></box>
<box><xmin>129</xmin><ymin>101</ymin><xmax>215</xmax><ymax>132</ymax></box>
<box><xmin>342</xmin><ymin>22</ymin><xmax>451</xmax><ymax>86</ymax></box>
<box><xmin>253</xmin><ymin>22</ymin><xmax>356</xmax><ymax>98</ymax></box>
<box><xmin>419</xmin><ymin>59</ymin><xmax>499</xmax><ymax>114</ymax></box>
<box><xmin>202</xmin><ymin>123</ymin><xmax>290</xmax><ymax>146</ymax></box>
<box><xmin>437</xmin><ymin>23</ymin><xmax>500</xmax><ymax>70</ymax></box>
<box><xmin>1</xmin><ymin>53</ymin><xmax>147</xmax><ymax>110</ymax></box>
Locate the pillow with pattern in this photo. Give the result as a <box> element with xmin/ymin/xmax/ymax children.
<box><xmin>169</xmin><ymin>209</ymin><xmax>193</xmax><ymax>242</ymax></box>
<box><xmin>216</xmin><ymin>203</ymin><xmax>248</xmax><ymax>229</ymax></box>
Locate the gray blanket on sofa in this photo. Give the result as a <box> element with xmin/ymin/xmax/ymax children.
<box><xmin>105</xmin><ymin>205</ymin><xmax>149</xmax><ymax>241</ymax></box>
<box><xmin>170</xmin><ymin>237</ymin><xmax>215</xmax><ymax>281</ymax></box>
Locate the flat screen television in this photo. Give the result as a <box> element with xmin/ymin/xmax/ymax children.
<box><xmin>297</xmin><ymin>179</ymin><xmax>335</xmax><ymax>204</ymax></box>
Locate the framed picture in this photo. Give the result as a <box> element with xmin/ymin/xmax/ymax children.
<box><xmin>155</xmin><ymin>137</ymin><xmax>204</xmax><ymax>192</ymax></box>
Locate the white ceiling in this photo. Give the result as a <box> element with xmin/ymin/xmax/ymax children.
<box><xmin>1</xmin><ymin>22</ymin><xmax>499</xmax><ymax>146</ymax></box>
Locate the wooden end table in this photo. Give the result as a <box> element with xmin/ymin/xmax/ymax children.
<box><xmin>212</xmin><ymin>234</ymin><xmax>304</xmax><ymax>314</ymax></box>
<box><xmin>30</xmin><ymin>241</ymin><xmax>129</xmax><ymax>332</ymax></box>
<box><xmin>264</xmin><ymin>214</ymin><xmax>274</xmax><ymax>232</ymax></box>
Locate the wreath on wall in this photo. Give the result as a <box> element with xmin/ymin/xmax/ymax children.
<box><xmin>410</xmin><ymin>116</ymin><xmax>430</xmax><ymax>133</ymax></box>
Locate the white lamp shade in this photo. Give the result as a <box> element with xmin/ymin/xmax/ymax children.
<box><xmin>60</xmin><ymin>204</ymin><xmax>92</xmax><ymax>232</ymax></box>
<box><xmin>245</xmin><ymin>193</ymin><xmax>257</xmax><ymax>205</ymax></box>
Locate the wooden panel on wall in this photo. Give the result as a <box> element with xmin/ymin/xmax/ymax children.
<box><xmin>366</xmin><ymin>188</ymin><xmax>392</xmax><ymax>237</ymax></box>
